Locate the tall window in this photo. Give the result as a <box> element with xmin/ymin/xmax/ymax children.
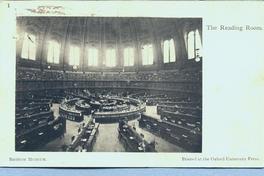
<box><xmin>163</xmin><ymin>39</ymin><xmax>176</xmax><ymax>63</ymax></box>
<box><xmin>21</xmin><ymin>33</ymin><xmax>36</xmax><ymax>60</ymax></box>
<box><xmin>105</xmin><ymin>49</ymin><xmax>116</xmax><ymax>67</ymax></box>
<box><xmin>124</xmin><ymin>47</ymin><xmax>134</xmax><ymax>66</ymax></box>
<box><xmin>47</xmin><ymin>41</ymin><xmax>60</xmax><ymax>64</ymax></box>
<box><xmin>187</xmin><ymin>29</ymin><xmax>202</xmax><ymax>59</ymax></box>
<box><xmin>88</xmin><ymin>48</ymin><xmax>98</xmax><ymax>66</ymax></box>
<box><xmin>142</xmin><ymin>44</ymin><xmax>153</xmax><ymax>65</ymax></box>
<box><xmin>69</xmin><ymin>46</ymin><xmax>80</xmax><ymax>66</ymax></box>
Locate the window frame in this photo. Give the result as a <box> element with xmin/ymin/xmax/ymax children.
<box><xmin>187</xmin><ymin>29</ymin><xmax>202</xmax><ymax>60</ymax></box>
<box><xmin>69</xmin><ymin>45</ymin><xmax>80</xmax><ymax>66</ymax></box>
<box><xmin>105</xmin><ymin>48</ymin><xmax>117</xmax><ymax>67</ymax></box>
<box><xmin>142</xmin><ymin>44</ymin><xmax>154</xmax><ymax>66</ymax></box>
<box><xmin>21</xmin><ymin>32</ymin><xmax>37</xmax><ymax>60</ymax></box>
<box><xmin>124</xmin><ymin>47</ymin><xmax>134</xmax><ymax>67</ymax></box>
<box><xmin>47</xmin><ymin>40</ymin><xmax>60</xmax><ymax>64</ymax></box>
<box><xmin>163</xmin><ymin>38</ymin><xmax>176</xmax><ymax>63</ymax></box>
<box><xmin>87</xmin><ymin>47</ymin><xmax>99</xmax><ymax>67</ymax></box>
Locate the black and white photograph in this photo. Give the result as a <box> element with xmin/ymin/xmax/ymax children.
<box><xmin>0</xmin><ymin>0</ymin><xmax>263</xmax><ymax>168</ymax></box>
<box><xmin>15</xmin><ymin>17</ymin><xmax>202</xmax><ymax>153</ymax></box>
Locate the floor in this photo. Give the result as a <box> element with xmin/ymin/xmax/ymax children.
<box><xmin>92</xmin><ymin>123</ymin><xmax>125</xmax><ymax>152</ymax></box>
<box><xmin>38</xmin><ymin>104</ymin><xmax>185</xmax><ymax>152</ymax></box>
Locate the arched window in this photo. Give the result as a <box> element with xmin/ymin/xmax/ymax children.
<box><xmin>69</xmin><ymin>45</ymin><xmax>80</xmax><ymax>66</ymax></box>
<box><xmin>163</xmin><ymin>39</ymin><xmax>176</xmax><ymax>63</ymax></box>
<box><xmin>88</xmin><ymin>48</ymin><xmax>98</xmax><ymax>66</ymax></box>
<box><xmin>142</xmin><ymin>44</ymin><xmax>153</xmax><ymax>65</ymax></box>
<box><xmin>187</xmin><ymin>29</ymin><xmax>202</xmax><ymax>60</ymax></box>
<box><xmin>105</xmin><ymin>49</ymin><xmax>116</xmax><ymax>67</ymax></box>
<box><xmin>21</xmin><ymin>33</ymin><xmax>36</xmax><ymax>60</ymax></box>
<box><xmin>47</xmin><ymin>41</ymin><xmax>60</xmax><ymax>64</ymax></box>
<box><xmin>124</xmin><ymin>47</ymin><xmax>134</xmax><ymax>66</ymax></box>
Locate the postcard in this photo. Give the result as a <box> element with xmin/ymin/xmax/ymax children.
<box><xmin>0</xmin><ymin>1</ymin><xmax>263</xmax><ymax>167</ymax></box>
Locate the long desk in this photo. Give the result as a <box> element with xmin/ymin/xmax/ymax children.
<box><xmin>67</xmin><ymin>122</ymin><xmax>99</xmax><ymax>152</ymax></box>
<box><xmin>160</xmin><ymin>110</ymin><xmax>201</xmax><ymax>129</ymax></box>
<box><xmin>157</xmin><ymin>105</ymin><xmax>202</xmax><ymax>116</ymax></box>
<box><xmin>59</xmin><ymin>99</ymin><xmax>84</xmax><ymax>122</ymax></box>
<box><xmin>118</xmin><ymin>120</ymin><xmax>156</xmax><ymax>152</ymax></box>
<box><xmin>93</xmin><ymin>97</ymin><xmax>146</xmax><ymax>123</ymax></box>
<box><xmin>139</xmin><ymin>113</ymin><xmax>201</xmax><ymax>152</ymax></box>
<box><xmin>93</xmin><ymin>106</ymin><xmax>145</xmax><ymax>123</ymax></box>
<box><xmin>16</xmin><ymin>116</ymin><xmax>66</xmax><ymax>151</ymax></box>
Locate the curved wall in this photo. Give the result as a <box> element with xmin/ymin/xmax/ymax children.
<box><xmin>16</xmin><ymin>66</ymin><xmax>202</xmax><ymax>95</ymax></box>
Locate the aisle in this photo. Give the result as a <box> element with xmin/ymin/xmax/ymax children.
<box><xmin>92</xmin><ymin>123</ymin><xmax>125</xmax><ymax>152</ymax></box>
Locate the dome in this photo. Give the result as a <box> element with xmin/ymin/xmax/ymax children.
<box><xmin>16</xmin><ymin>17</ymin><xmax>202</xmax><ymax>72</ymax></box>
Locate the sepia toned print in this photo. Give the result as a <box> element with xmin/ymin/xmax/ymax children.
<box><xmin>15</xmin><ymin>17</ymin><xmax>202</xmax><ymax>153</ymax></box>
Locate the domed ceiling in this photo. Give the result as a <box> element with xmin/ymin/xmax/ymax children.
<box><xmin>17</xmin><ymin>17</ymin><xmax>200</xmax><ymax>47</ymax></box>
<box><xmin>16</xmin><ymin>17</ymin><xmax>202</xmax><ymax>72</ymax></box>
